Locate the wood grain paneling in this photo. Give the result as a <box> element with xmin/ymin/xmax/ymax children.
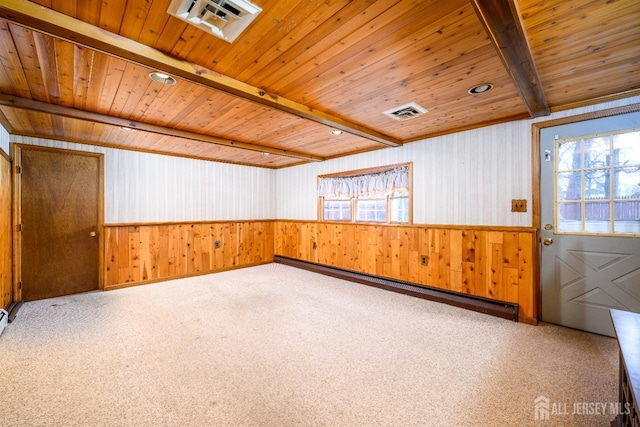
<box><xmin>274</xmin><ymin>221</ymin><xmax>317</xmax><ymax>264</ymax></box>
<box><xmin>0</xmin><ymin>151</ymin><xmax>11</xmax><ymax>309</ymax></box>
<box><xmin>104</xmin><ymin>221</ymin><xmax>274</xmax><ymax>289</ymax></box>
<box><xmin>0</xmin><ymin>22</ymin><xmax>383</xmax><ymax>168</ymax></box>
<box><xmin>275</xmin><ymin>221</ymin><xmax>538</xmax><ymax>323</ymax></box>
<box><xmin>0</xmin><ymin>0</ymin><xmax>638</xmax><ymax>168</ymax></box>
<box><xmin>520</xmin><ymin>0</ymin><xmax>640</xmax><ymax>110</ymax></box>
<box><xmin>12</xmin><ymin>0</ymin><xmax>527</xmax><ymax>142</ymax></box>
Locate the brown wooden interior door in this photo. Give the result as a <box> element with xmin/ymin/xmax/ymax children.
<box><xmin>0</xmin><ymin>153</ymin><xmax>11</xmax><ymax>309</ymax></box>
<box><xmin>20</xmin><ymin>147</ymin><xmax>101</xmax><ymax>301</ymax></box>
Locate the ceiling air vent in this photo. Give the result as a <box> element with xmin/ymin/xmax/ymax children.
<box><xmin>383</xmin><ymin>102</ymin><xmax>428</xmax><ymax>121</ymax></box>
<box><xmin>167</xmin><ymin>0</ymin><xmax>262</xmax><ymax>43</ymax></box>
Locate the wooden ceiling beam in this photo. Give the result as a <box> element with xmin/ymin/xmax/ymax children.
<box><xmin>0</xmin><ymin>107</ymin><xmax>14</xmax><ymax>135</ymax></box>
<box><xmin>0</xmin><ymin>93</ymin><xmax>325</xmax><ymax>162</ymax></box>
<box><xmin>0</xmin><ymin>0</ymin><xmax>401</xmax><ymax>147</ymax></box>
<box><xmin>470</xmin><ymin>0</ymin><xmax>550</xmax><ymax>118</ymax></box>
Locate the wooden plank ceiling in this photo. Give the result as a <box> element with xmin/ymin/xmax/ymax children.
<box><xmin>0</xmin><ymin>0</ymin><xmax>638</xmax><ymax>168</ymax></box>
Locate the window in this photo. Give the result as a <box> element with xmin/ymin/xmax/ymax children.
<box><xmin>318</xmin><ymin>163</ymin><xmax>412</xmax><ymax>224</ymax></box>
<box><xmin>555</xmin><ymin>128</ymin><xmax>640</xmax><ymax>236</ymax></box>
<box><xmin>324</xmin><ymin>200</ymin><xmax>351</xmax><ymax>221</ymax></box>
<box><xmin>356</xmin><ymin>198</ymin><xmax>386</xmax><ymax>222</ymax></box>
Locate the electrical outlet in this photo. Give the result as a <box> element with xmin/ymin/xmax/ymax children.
<box><xmin>421</xmin><ymin>255</ymin><xmax>428</xmax><ymax>266</ymax></box>
<box><xmin>214</xmin><ymin>240</ymin><xmax>221</xmax><ymax>249</ymax></box>
<box><xmin>511</xmin><ymin>199</ymin><xmax>527</xmax><ymax>213</ymax></box>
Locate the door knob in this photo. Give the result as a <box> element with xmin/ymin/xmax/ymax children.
<box><xmin>543</xmin><ymin>238</ymin><xmax>553</xmax><ymax>245</ymax></box>
<box><xmin>90</xmin><ymin>231</ymin><xmax>97</xmax><ymax>237</ymax></box>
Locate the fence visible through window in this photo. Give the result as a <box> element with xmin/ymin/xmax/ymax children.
<box><xmin>555</xmin><ymin>128</ymin><xmax>640</xmax><ymax>236</ymax></box>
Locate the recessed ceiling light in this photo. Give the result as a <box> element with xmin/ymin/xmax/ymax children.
<box><xmin>331</xmin><ymin>130</ymin><xmax>344</xmax><ymax>135</ymax></box>
<box><xmin>263</xmin><ymin>152</ymin><xmax>270</xmax><ymax>156</ymax></box>
<box><xmin>149</xmin><ymin>71</ymin><xmax>176</xmax><ymax>85</ymax></box>
<box><xmin>468</xmin><ymin>83</ymin><xmax>493</xmax><ymax>94</ymax></box>
<box><xmin>120</xmin><ymin>126</ymin><xmax>136</xmax><ymax>132</ymax></box>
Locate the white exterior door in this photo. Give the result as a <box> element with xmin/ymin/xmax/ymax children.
<box><xmin>540</xmin><ymin>111</ymin><xmax>640</xmax><ymax>337</ymax></box>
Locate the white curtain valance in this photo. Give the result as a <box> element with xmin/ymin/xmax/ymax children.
<box><xmin>318</xmin><ymin>166</ymin><xmax>409</xmax><ymax>198</ymax></box>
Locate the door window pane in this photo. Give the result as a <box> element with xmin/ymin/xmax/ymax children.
<box><xmin>555</xmin><ymin>127</ymin><xmax>640</xmax><ymax>236</ymax></box>
<box><xmin>613</xmin><ymin>131</ymin><xmax>640</xmax><ymax>166</ymax></box>
<box><xmin>614</xmin><ymin>167</ymin><xmax>640</xmax><ymax>198</ymax></box>
<box><xmin>584</xmin><ymin>169</ymin><xmax>609</xmax><ymax>199</ymax></box>
<box><xmin>584</xmin><ymin>202</ymin><xmax>611</xmax><ymax>233</ymax></box>
<box><xmin>614</xmin><ymin>202</ymin><xmax>640</xmax><ymax>234</ymax></box>
<box><xmin>557</xmin><ymin>140</ymin><xmax>580</xmax><ymax>171</ymax></box>
<box><xmin>558</xmin><ymin>203</ymin><xmax>581</xmax><ymax>232</ymax></box>
<box><xmin>557</xmin><ymin>172</ymin><xmax>581</xmax><ymax>200</ymax></box>
<box><xmin>583</xmin><ymin>137</ymin><xmax>610</xmax><ymax>169</ymax></box>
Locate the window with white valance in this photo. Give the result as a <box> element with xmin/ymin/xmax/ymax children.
<box><xmin>317</xmin><ymin>163</ymin><xmax>412</xmax><ymax>224</ymax></box>
<box><xmin>318</xmin><ymin>166</ymin><xmax>409</xmax><ymax>198</ymax></box>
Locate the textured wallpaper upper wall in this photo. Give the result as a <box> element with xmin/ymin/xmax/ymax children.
<box><xmin>8</xmin><ymin>94</ymin><xmax>640</xmax><ymax>226</ymax></box>
<box><xmin>11</xmin><ymin>137</ymin><xmax>277</xmax><ymax>223</ymax></box>
<box><xmin>276</xmin><ymin>95</ymin><xmax>640</xmax><ymax>227</ymax></box>
<box><xmin>275</xmin><ymin>121</ymin><xmax>533</xmax><ymax>227</ymax></box>
<box><xmin>0</xmin><ymin>123</ymin><xmax>9</xmax><ymax>156</ymax></box>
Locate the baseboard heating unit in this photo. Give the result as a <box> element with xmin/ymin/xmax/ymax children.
<box><xmin>0</xmin><ymin>309</ymin><xmax>7</xmax><ymax>337</ymax></box>
<box><xmin>274</xmin><ymin>256</ymin><xmax>518</xmax><ymax>322</ymax></box>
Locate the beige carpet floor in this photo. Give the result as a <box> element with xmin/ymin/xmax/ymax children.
<box><xmin>0</xmin><ymin>263</ymin><xmax>620</xmax><ymax>426</ymax></box>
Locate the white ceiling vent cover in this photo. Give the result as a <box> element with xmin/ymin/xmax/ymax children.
<box><xmin>383</xmin><ymin>102</ymin><xmax>428</xmax><ymax>121</ymax></box>
<box><xmin>168</xmin><ymin>0</ymin><xmax>262</xmax><ymax>43</ymax></box>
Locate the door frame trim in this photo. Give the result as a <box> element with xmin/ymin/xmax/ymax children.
<box><xmin>0</xmin><ymin>149</ymin><xmax>11</xmax><ymax>309</ymax></box>
<box><xmin>12</xmin><ymin>144</ymin><xmax>105</xmax><ymax>301</ymax></box>
<box><xmin>531</xmin><ymin>102</ymin><xmax>640</xmax><ymax>321</ymax></box>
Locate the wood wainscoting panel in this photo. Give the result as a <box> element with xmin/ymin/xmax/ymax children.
<box><xmin>274</xmin><ymin>221</ymin><xmax>538</xmax><ymax>323</ymax></box>
<box><xmin>274</xmin><ymin>221</ymin><xmax>317</xmax><ymax>263</ymax></box>
<box><xmin>104</xmin><ymin>221</ymin><xmax>274</xmax><ymax>289</ymax></box>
